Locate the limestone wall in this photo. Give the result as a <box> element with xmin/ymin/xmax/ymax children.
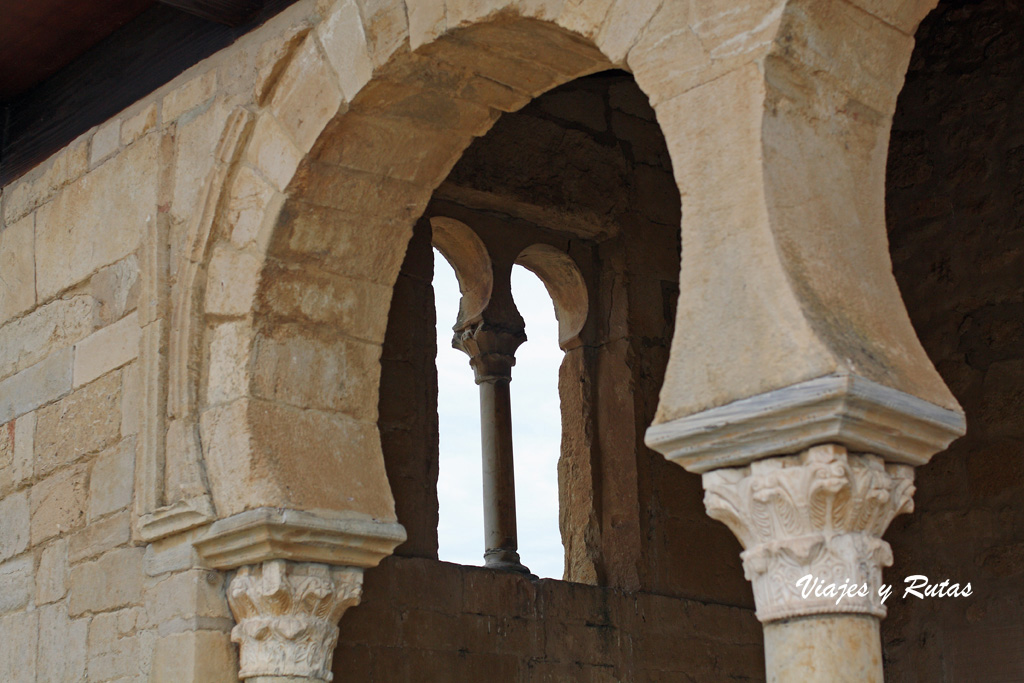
<box><xmin>884</xmin><ymin>0</ymin><xmax>1024</xmax><ymax>679</ymax></box>
<box><xmin>334</xmin><ymin>556</ymin><xmax>764</xmax><ymax>681</ymax></box>
<box><xmin>0</xmin><ymin>3</ymin><xmax>328</xmax><ymax>679</ymax></box>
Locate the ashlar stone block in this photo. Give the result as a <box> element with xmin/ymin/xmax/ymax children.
<box><xmin>34</xmin><ymin>370</ymin><xmax>121</xmax><ymax>477</ymax></box>
<box><xmin>0</xmin><ymin>348</ymin><xmax>73</xmax><ymax>426</ymax></box>
<box><xmin>30</xmin><ymin>464</ymin><xmax>89</xmax><ymax>546</ymax></box>
<box><xmin>0</xmin><ymin>556</ymin><xmax>32</xmax><ymax>615</ymax></box>
<box><xmin>0</xmin><ymin>610</ymin><xmax>37</xmax><ymax>683</ymax></box>
<box><xmin>37</xmin><ymin>537</ymin><xmax>69</xmax><ymax>604</ymax></box>
<box><xmin>37</xmin><ymin>602</ymin><xmax>88</xmax><ymax>683</ymax></box>
<box><xmin>72</xmin><ymin>311</ymin><xmax>140</xmax><ymax>388</ymax></box>
<box><xmin>0</xmin><ymin>213</ymin><xmax>35</xmax><ymax>325</ymax></box>
<box><xmin>69</xmin><ymin>546</ymin><xmax>144</xmax><ymax>617</ymax></box>
<box><xmin>0</xmin><ymin>490</ymin><xmax>30</xmax><ymax>561</ymax></box>
<box><xmin>0</xmin><ymin>295</ymin><xmax>97</xmax><ymax>383</ymax></box>
<box><xmin>35</xmin><ymin>134</ymin><xmax>157</xmax><ymax>301</ymax></box>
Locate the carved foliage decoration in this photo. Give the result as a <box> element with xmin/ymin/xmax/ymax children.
<box><xmin>228</xmin><ymin>560</ymin><xmax>363</xmax><ymax>681</ymax></box>
<box><xmin>702</xmin><ymin>444</ymin><xmax>915</xmax><ymax>622</ymax></box>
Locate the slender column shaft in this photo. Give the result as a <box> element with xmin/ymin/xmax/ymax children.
<box><xmin>764</xmin><ymin>615</ymin><xmax>883</xmax><ymax>683</ymax></box>
<box><xmin>479</xmin><ymin>377</ymin><xmax>521</xmax><ymax>569</ymax></box>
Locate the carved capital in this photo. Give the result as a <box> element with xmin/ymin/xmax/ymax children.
<box><xmin>702</xmin><ymin>444</ymin><xmax>914</xmax><ymax>622</ymax></box>
<box><xmin>453</xmin><ymin>323</ymin><xmax>526</xmax><ymax>383</ymax></box>
<box><xmin>227</xmin><ymin>560</ymin><xmax>363</xmax><ymax>681</ymax></box>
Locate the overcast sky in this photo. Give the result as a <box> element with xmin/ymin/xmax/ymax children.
<box><xmin>433</xmin><ymin>249</ymin><xmax>565</xmax><ymax>579</ymax></box>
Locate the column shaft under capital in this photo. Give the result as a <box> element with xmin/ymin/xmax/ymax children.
<box><xmin>479</xmin><ymin>376</ymin><xmax>524</xmax><ymax>571</ymax></box>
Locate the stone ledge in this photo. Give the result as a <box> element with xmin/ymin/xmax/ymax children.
<box><xmin>192</xmin><ymin>507</ymin><xmax>407</xmax><ymax>570</ymax></box>
<box><xmin>645</xmin><ymin>373</ymin><xmax>966</xmax><ymax>473</ymax></box>
<box><xmin>138</xmin><ymin>496</ymin><xmax>216</xmax><ymax>543</ymax></box>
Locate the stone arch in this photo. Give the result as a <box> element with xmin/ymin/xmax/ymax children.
<box><xmin>169</xmin><ymin>0</ymin><xmax>964</xmax><ymax>560</ymax></box>
<box><xmin>430</xmin><ymin>216</ymin><xmax>493</xmax><ymax>331</ymax></box>
<box><xmin>514</xmin><ymin>243</ymin><xmax>587</xmax><ymax>350</ymax></box>
<box><xmin>188</xmin><ymin>2</ymin><xmax>685</xmax><ymax>531</ymax></box>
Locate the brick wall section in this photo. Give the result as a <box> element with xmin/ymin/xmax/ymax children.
<box><xmin>885</xmin><ymin>0</ymin><xmax>1024</xmax><ymax>680</ymax></box>
<box><xmin>335</xmin><ymin>556</ymin><xmax>764</xmax><ymax>682</ymax></box>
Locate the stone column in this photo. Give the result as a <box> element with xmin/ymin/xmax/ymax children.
<box><xmin>454</xmin><ymin>323</ymin><xmax>531</xmax><ymax>574</ymax></box>
<box><xmin>701</xmin><ymin>444</ymin><xmax>916</xmax><ymax>682</ymax></box>
<box><xmin>227</xmin><ymin>560</ymin><xmax>363</xmax><ymax>682</ymax></box>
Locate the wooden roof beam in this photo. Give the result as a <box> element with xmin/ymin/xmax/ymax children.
<box><xmin>156</xmin><ymin>0</ymin><xmax>261</xmax><ymax>26</ymax></box>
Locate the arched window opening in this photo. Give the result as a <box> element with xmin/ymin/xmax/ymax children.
<box><xmin>507</xmin><ymin>264</ymin><xmax>563</xmax><ymax>580</ymax></box>
<box><xmin>433</xmin><ymin>249</ymin><xmax>566</xmax><ymax>579</ymax></box>
<box><xmin>433</xmin><ymin>247</ymin><xmax>485</xmax><ymax>567</ymax></box>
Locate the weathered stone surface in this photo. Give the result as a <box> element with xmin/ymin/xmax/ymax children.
<box><xmin>0</xmin><ymin>213</ymin><xmax>35</xmax><ymax>325</ymax></box>
<box><xmin>73</xmin><ymin>311</ymin><xmax>140</xmax><ymax>388</ymax></box>
<box><xmin>353</xmin><ymin>0</ymin><xmax>409</xmax><ymax>67</ymax></box>
<box><xmin>406</xmin><ymin>0</ymin><xmax>445</xmax><ymax>48</ymax></box>
<box><xmin>270</xmin><ymin>36</ymin><xmax>345</xmax><ymax>152</ymax></box>
<box><xmin>69</xmin><ymin>546</ymin><xmax>144</xmax><ymax>616</ymax></box>
<box><xmin>90</xmin><ymin>117</ymin><xmax>122</xmax><ymax>168</ymax></box>
<box><xmin>30</xmin><ymin>464</ymin><xmax>89</xmax><ymax>545</ymax></box>
<box><xmin>245</xmin><ymin>114</ymin><xmax>305</xmax><ymax>192</ymax></box>
<box><xmin>171</xmin><ymin>100</ymin><xmax>231</xmax><ymax>229</ymax></box>
<box><xmin>37</xmin><ymin>537</ymin><xmax>69</xmax><ymax>604</ymax></box>
<box><xmin>2</xmin><ymin>134</ymin><xmax>88</xmax><ymax>226</ymax></box>
<box><xmin>0</xmin><ymin>295</ymin><xmax>97</xmax><ymax>382</ymax></box>
<box><xmin>120</xmin><ymin>361</ymin><xmax>142</xmax><ymax>437</ymax></box>
<box><xmin>251</xmin><ymin>327</ymin><xmax>381</xmax><ymax>420</ymax></box>
<box><xmin>0</xmin><ymin>491</ymin><xmax>30</xmax><ymax>561</ymax></box>
<box><xmin>206</xmin><ymin>321</ymin><xmax>251</xmax><ymax>407</ymax></box>
<box><xmin>69</xmin><ymin>510</ymin><xmax>131</xmax><ymax>564</ymax></box>
<box><xmin>88</xmin><ymin>438</ymin><xmax>136</xmax><ymax>521</ymax></box>
<box><xmin>0</xmin><ymin>347</ymin><xmax>73</xmax><ymax>425</ymax></box>
<box><xmin>151</xmin><ymin>630</ymin><xmax>237</xmax><ymax>683</ymax></box>
<box><xmin>87</xmin><ymin>609</ymin><xmax>142</xmax><ymax>680</ymax></box>
<box><xmin>0</xmin><ymin>610</ymin><xmax>37</xmax><ymax>683</ymax></box>
<box><xmin>34</xmin><ymin>370</ymin><xmax>122</xmax><ymax>477</ymax></box>
<box><xmin>85</xmin><ymin>256</ymin><xmax>140</xmax><ymax>328</ymax></box>
<box><xmin>12</xmin><ymin>413</ymin><xmax>34</xmax><ymax>487</ymax></box>
<box><xmin>204</xmin><ymin>246</ymin><xmax>262</xmax><ymax>316</ymax></box>
<box><xmin>121</xmin><ymin>102</ymin><xmax>159</xmax><ymax>146</ymax></box>
<box><xmin>258</xmin><ymin>264</ymin><xmax>392</xmax><ymax>342</ymax></box>
<box><xmin>35</xmin><ymin>135</ymin><xmax>157</xmax><ymax>301</ymax></box>
<box><xmin>0</xmin><ymin>414</ymin><xmax>34</xmax><ymax>497</ymax></box>
<box><xmin>317</xmin><ymin>0</ymin><xmax>374</xmax><ymax>99</ymax></box>
<box><xmin>143</xmin><ymin>531</ymin><xmax>203</xmax><ymax>577</ymax></box>
<box><xmin>162</xmin><ymin>70</ymin><xmax>217</xmax><ymax>122</ymax></box>
<box><xmin>0</xmin><ymin>556</ymin><xmax>32</xmax><ymax>615</ymax></box>
<box><xmin>225</xmin><ymin>165</ymin><xmax>279</xmax><ymax>250</ymax></box>
<box><xmin>37</xmin><ymin>602</ymin><xmax>89</xmax><ymax>683</ymax></box>
<box><xmin>142</xmin><ymin>569</ymin><xmax>233</xmax><ymax>630</ymax></box>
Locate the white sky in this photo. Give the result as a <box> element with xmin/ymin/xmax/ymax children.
<box><xmin>433</xmin><ymin>249</ymin><xmax>565</xmax><ymax>579</ymax></box>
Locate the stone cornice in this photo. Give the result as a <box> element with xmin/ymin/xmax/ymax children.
<box><xmin>193</xmin><ymin>507</ymin><xmax>407</xmax><ymax>570</ymax></box>
<box><xmin>645</xmin><ymin>374</ymin><xmax>966</xmax><ymax>473</ymax></box>
<box><xmin>138</xmin><ymin>496</ymin><xmax>216</xmax><ymax>542</ymax></box>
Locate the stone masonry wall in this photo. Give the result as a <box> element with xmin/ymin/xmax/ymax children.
<box><xmin>334</xmin><ymin>556</ymin><xmax>764</xmax><ymax>682</ymax></box>
<box><xmin>884</xmin><ymin>0</ymin><xmax>1024</xmax><ymax>680</ymax></box>
<box><xmin>0</xmin><ymin>2</ymin><xmax>327</xmax><ymax>679</ymax></box>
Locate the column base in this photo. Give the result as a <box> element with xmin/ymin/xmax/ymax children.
<box><xmin>764</xmin><ymin>614</ymin><xmax>883</xmax><ymax>683</ymax></box>
<box><xmin>484</xmin><ymin>549</ymin><xmax>533</xmax><ymax>576</ymax></box>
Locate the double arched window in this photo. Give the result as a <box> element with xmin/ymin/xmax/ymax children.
<box><xmin>432</xmin><ymin>219</ymin><xmax>588</xmax><ymax>579</ymax></box>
